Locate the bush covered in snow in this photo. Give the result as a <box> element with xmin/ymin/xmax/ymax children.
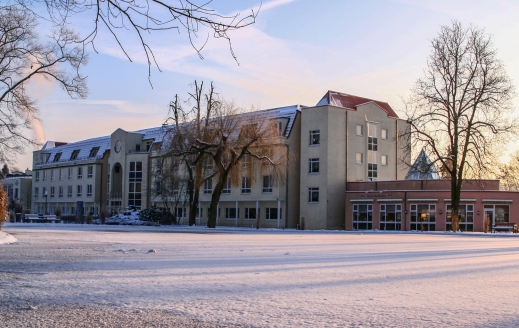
<box><xmin>139</xmin><ymin>207</ymin><xmax>175</xmax><ymax>225</ymax></box>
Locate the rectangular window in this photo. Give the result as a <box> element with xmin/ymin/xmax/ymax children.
<box><xmin>77</xmin><ymin>185</ymin><xmax>82</xmax><ymax>197</ymax></box>
<box><xmin>173</xmin><ymin>181</ymin><xmax>180</xmax><ymax>195</ymax></box>
<box><xmin>68</xmin><ymin>168</ymin><xmax>72</xmax><ymax>180</ymax></box>
<box><xmin>446</xmin><ymin>204</ymin><xmax>474</xmax><ymax>232</ymax></box>
<box><xmin>43</xmin><ymin>170</ymin><xmax>47</xmax><ymax>181</ymax></box>
<box><xmin>204</xmin><ymin>179</ymin><xmax>212</xmax><ymax>194</ymax></box>
<box><xmin>380</xmin><ymin>204</ymin><xmax>402</xmax><ymax>231</ymax></box>
<box><xmin>50</xmin><ymin>186</ymin><xmax>55</xmax><ymax>198</ymax></box>
<box><xmin>34</xmin><ymin>187</ymin><xmax>39</xmax><ymax>199</ymax></box>
<box><xmin>42</xmin><ymin>187</ymin><xmax>47</xmax><ymax>198</ymax></box>
<box><xmin>356</xmin><ymin>153</ymin><xmax>363</xmax><ymax>164</ymax></box>
<box><xmin>309</xmin><ymin>130</ymin><xmax>320</xmax><ymax>145</ymax></box>
<box><xmin>309</xmin><ymin>188</ymin><xmax>319</xmax><ymax>203</ymax></box>
<box><xmin>67</xmin><ymin>186</ymin><xmax>72</xmax><ymax>198</ymax></box>
<box><xmin>59</xmin><ymin>168</ymin><xmax>64</xmax><ymax>181</ymax></box>
<box><xmin>356</xmin><ymin>124</ymin><xmax>363</xmax><ymax>136</ymax></box>
<box><xmin>245</xmin><ymin>208</ymin><xmax>257</xmax><ymax>220</ymax></box>
<box><xmin>77</xmin><ymin>167</ymin><xmax>83</xmax><ymax>179</ymax></box>
<box><xmin>367</xmin><ymin>123</ymin><xmax>378</xmax><ymax>181</ymax></box>
<box><xmin>266</xmin><ymin>208</ymin><xmax>281</xmax><ymax>220</ymax></box>
<box><xmin>410</xmin><ymin>204</ymin><xmax>436</xmax><ymax>231</ymax></box>
<box><xmin>241</xmin><ymin>155</ymin><xmax>250</xmax><ymax>170</ymax></box>
<box><xmin>87</xmin><ymin>166</ymin><xmax>93</xmax><ymax>178</ymax></box>
<box><xmin>128</xmin><ymin>161</ymin><xmax>143</xmax><ymax>209</ymax></box>
<box><xmin>35</xmin><ymin>171</ymin><xmax>39</xmax><ymax>182</ymax></box>
<box><xmin>204</xmin><ymin>157</ymin><xmax>213</xmax><ymax>171</ymax></box>
<box><xmin>262</xmin><ymin>175</ymin><xmax>273</xmax><ymax>193</ymax></box>
<box><xmin>146</xmin><ymin>142</ymin><xmax>152</xmax><ymax>152</ymax></box>
<box><xmin>222</xmin><ymin>177</ymin><xmax>231</xmax><ymax>194</ymax></box>
<box><xmin>309</xmin><ymin>158</ymin><xmax>319</xmax><ymax>174</ymax></box>
<box><xmin>241</xmin><ymin>176</ymin><xmax>251</xmax><ymax>194</ymax></box>
<box><xmin>51</xmin><ymin>170</ymin><xmax>55</xmax><ymax>181</ymax></box>
<box><xmin>225</xmin><ymin>208</ymin><xmax>237</xmax><ymax>219</ymax></box>
<box><xmin>381</xmin><ymin>155</ymin><xmax>388</xmax><ymax>166</ymax></box>
<box><xmin>353</xmin><ymin>204</ymin><xmax>373</xmax><ymax>230</ymax></box>
<box><xmin>381</xmin><ymin>129</ymin><xmax>388</xmax><ymax>140</ymax></box>
<box><xmin>87</xmin><ymin>184</ymin><xmax>93</xmax><ymax>197</ymax></box>
<box><xmin>175</xmin><ymin>207</ymin><xmax>185</xmax><ymax>219</ymax></box>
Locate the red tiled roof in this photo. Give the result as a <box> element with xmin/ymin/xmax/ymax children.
<box><xmin>315</xmin><ymin>91</ymin><xmax>399</xmax><ymax>119</ymax></box>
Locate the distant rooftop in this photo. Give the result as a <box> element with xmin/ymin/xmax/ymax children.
<box><xmin>405</xmin><ymin>149</ymin><xmax>441</xmax><ymax>180</ymax></box>
<box><xmin>316</xmin><ymin>90</ymin><xmax>399</xmax><ymax>119</ymax></box>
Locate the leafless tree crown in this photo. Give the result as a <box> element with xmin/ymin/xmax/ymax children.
<box><xmin>18</xmin><ymin>0</ymin><xmax>259</xmax><ymax>80</ymax></box>
<box><xmin>0</xmin><ymin>6</ymin><xmax>88</xmax><ymax>163</ymax></box>
<box><xmin>400</xmin><ymin>21</ymin><xmax>517</xmax><ymax>231</ymax></box>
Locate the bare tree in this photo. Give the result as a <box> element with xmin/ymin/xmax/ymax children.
<box><xmin>162</xmin><ymin>81</ymin><xmax>219</xmax><ymax>226</ymax></box>
<box><xmin>0</xmin><ymin>6</ymin><xmax>88</xmax><ymax>163</ymax></box>
<box><xmin>193</xmin><ymin>101</ymin><xmax>287</xmax><ymax>228</ymax></box>
<box><xmin>161</xmin><ymin>81</ymin><xmax>288</xmax><ymax>228</ymax></box>
<box><xmin>0</xmin><ymin>182</ymin><xmax>6</xmax><ymax>229</ymax></box>
<box><xmin>496</xmin><ymin>151</ymin><xmax>519</xmax><ymax>191</ymax></box>
<box><xmin>400</xmin><ymin>21</ymin><xmax>517</xmax><ymax>232</ymax></box>
<box><xmin>19</xmin><ymin>0</ymin><xmax>259</xmax><ymax>80</ymax></box>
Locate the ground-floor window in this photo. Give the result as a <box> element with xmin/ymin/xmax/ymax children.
<box><xmin>266</xmin><ymin>207</ymin><xmax>281</xmax><ymax>220</ymax></box>
<box><xmin>225</xmin><ymin>207</ymin><xmax>237</xmax><ymax>219</ymax></box>
<box><xmin>410</xmin><ymin>204</ymin><xmax>436</xmax><ymax>231</ymax></box>
<box><xmin>244</xmin><ymin>208</ymin><xmax>257</xmax><ymax>220</ymax></box>
<box><xmin>353</xmin><ymin>204</ymin><xmax>373</xmax><ymax>230</ymax></box>
<box><xmin>175</xmin><ymin>207</ymin><xmax>185</xmax><ymax>220</ymax></box>
<box><xmin>446</xmin><ymin>204</ymin><xmax>474</xmax><ymax>232</ymax></box>
<box><xmin>484</xmin><ymin>204</ymin><xmax>510</xmax><ymax>228</ymax></box>
<box><xmin>380</xmin><ymin>204</ymin><xmax>401</xmax><ymax>230</ymax></box>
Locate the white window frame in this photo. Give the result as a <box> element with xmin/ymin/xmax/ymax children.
<box><xmin>222</xmin><ymin>177</ymin><xmax>231</xmax><ymax>194</ymax></box>
<box><xmin>381</xmin><ymin>128</ymin><xmax>388</xmax><ymax>140</ymax></box>
<box><xmin>225</xmin><ymin>207</ymin><xmax>237</xmax><ymax>219</ymax></box>
<box><xmin>356</xmin><ymin>124</ymin><xmax>363</xmax><ymax>136</ymax></box>
<box><xmin>356</xmin><ymin>153</ymin><xmax>363</xmax><ymax>164</ymax></box>
<box><xmin>309</xmin><ymin>130</ymin><xmax>320</xmax><ymax>146</ymax></box>
<box><xmin>309</xmin><ymin>158</ymin><xmax>319</xmax><ymax>174</ymax></box>
<box><xmin>204</xmin><ymin>179</ymin><xmax>212</xmax><ymax>194</ymax></box>
<box><xmin>262</xmin><ymin>175</ymin><xmax>273</xmax><ymax>193</ymax></box>
<box><xmin>241</xmin><ymin>176</ymin><xmax>251</xmax><ymax>194</ymax></box>
<box><xmin>381</xmin><ymin>155</ymin><xmax>388</xmax><ymax>166</ymax></box>
<box><xmin>309</xmin><ymin>188</ymin><xmax>319</xmax><ymax>203</ymax></box>
<box><xmin>87</xmin><ymin>184</ymin><xmax>93</xmax><ymax>197</ymax></box>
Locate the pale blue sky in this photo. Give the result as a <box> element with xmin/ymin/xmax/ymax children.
<box><xmin>18</xmin><ymin>0</ymin><xmax>519</xmax><ymax>169</ymax></box>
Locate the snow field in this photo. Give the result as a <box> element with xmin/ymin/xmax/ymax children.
<box><xmin>1</xmin><ymin>224</ymin><xmax>519</xmax><ymax>327</ymax></box>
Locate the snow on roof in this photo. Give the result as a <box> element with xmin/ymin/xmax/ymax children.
<box><xmin>160</xmin><ymin>104</ymin><xmax>302</xmax><ymax>149</ymax></box>
<box><xmin>405</xmin><ymin>149</ymin><xmax>441</xmax><ymax>180</ymax></box>
<box><xmin>36</xmin><ymin>106</ymin><xmax>301</xmax><ymax>166</ymax></box>
<box><xmin>36</xmin><ymin>127</ymin><xmax>168</xmax><ymax>166</ymax></box>
<box><xmin>315</xmin><ymin>90</ymin><xmax>399</xmax><ymax>119</ymax></box>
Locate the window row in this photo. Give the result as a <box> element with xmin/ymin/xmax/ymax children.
<box><xmin>352</xmin><ymin>204</ymin><xmax>510</xmax><ymax>232</ymax></box>
<box><xmin>203</xmin><ymin>175</ymin><xmax>274</xmax><ymax>195</ymax></box>
<box><xmin>35</xmin><ymin>166</ymin><xmax>94</xmax><ymax>182</ymax></box>
<box><xmin>34</xmin><ymin>185</ymin><xmax>93</xmax><ymax>198</ymax></box>
<box><xmin>355</xmin><ymin>153</ymin><xmax>388</xmax><ymax>165</ymax></box>
<box><xmin>188</xmin><ymin>207</ymin><xmax>282</xmax><ymax>220</ymax></box>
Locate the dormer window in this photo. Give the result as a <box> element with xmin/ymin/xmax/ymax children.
<box><xmin>89</xmin><ymin>147</ymin><xmax>100</xmax><ymax>158</ymax></box>
<box><xmin>136</xmin><ymin>144</ymin><xmax>141</xmax><ymax>152</ymax></box>
<box><xmin>70</xmin><ymin>149</ymin><xmax>80</xmax><ymax>160</ymax></box>
<box><xmin>53</xmin><ymin>152</ymin><xmax>62</xmax><ymax>162</ymax></box>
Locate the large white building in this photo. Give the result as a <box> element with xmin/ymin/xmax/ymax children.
<box><xmin>31</xmin><ymin>91</ymin><xmax>410</xmax><ymax>229</ymax></box>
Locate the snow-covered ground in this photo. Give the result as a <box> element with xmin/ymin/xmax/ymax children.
<box><xmin>2</xmin><ymin>223</ymin><xmax>519</xmax><ymax>327</ymax></box>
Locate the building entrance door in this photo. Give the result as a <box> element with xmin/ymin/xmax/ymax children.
<box><xmin>484</xmin><ymin>209</ymin><xmax>493</xmax><ymax>233</ymax></box>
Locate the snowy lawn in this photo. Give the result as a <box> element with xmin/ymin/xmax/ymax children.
<box><xmin>2</xmin><ymin>223</ymin><xmax>519</xmax><ymax>327</ymax></box>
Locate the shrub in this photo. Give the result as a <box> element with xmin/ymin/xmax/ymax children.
<box><xmin>55</xmin><ymin>207</ymin><xmax>62</xmax><ymax>217</ymax></box>
<box><xmin>139</xmin><ymin>207</ymin><xmax>174</xmax><ymax>225</ymax></box>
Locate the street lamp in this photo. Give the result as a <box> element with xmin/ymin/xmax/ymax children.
<box><xmin>44</xmin><ymin>190</ymin><xmax>48</xmax><ymax>215</ymax></box>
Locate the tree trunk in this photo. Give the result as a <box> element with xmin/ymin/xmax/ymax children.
<box><xmin>207</xmin><ymin>173</ymin><xmax>227</xmax><ymax>228</ymax></box>
<box><xmin>451</xmin><ymin>178</ymin><xmax>461</xmax><ymax>232</ymax></box>
<box><xmin>189</xmin><ymin>188</ymin><xmax>200</xmax><ymax>226</ymax></box>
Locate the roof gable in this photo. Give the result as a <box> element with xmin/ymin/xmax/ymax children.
<box><xmin>316</xmin><ymin>91</ymin><xmax>399</xmax><ymax>119</ymax></box>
